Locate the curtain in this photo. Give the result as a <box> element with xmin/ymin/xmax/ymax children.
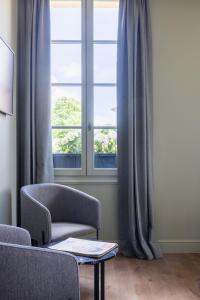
<box><xmin>17</xmin><ymin>0</ymin><xmax>54</xmax><ymax>222</ymax></box>
<box><xmin>117</xmin><ymin>0</ymin><xmax>161</xmax><ymax>259</ymax></box>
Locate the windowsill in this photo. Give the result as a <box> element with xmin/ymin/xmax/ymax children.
<box><xmin>54</xmin><ymin>173</ymin><xmax>118</xmax><ymax>185</ymax></box>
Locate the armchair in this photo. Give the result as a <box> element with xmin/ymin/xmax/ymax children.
<box><xmin>21</xmin><ymin>183</ymin><xmax>101</xmax><ymax>245</ymax></box>
<box><xmin>0</xmin><ymin>224</ymin><xmax>79</xmax><ymax>300</ymax></box>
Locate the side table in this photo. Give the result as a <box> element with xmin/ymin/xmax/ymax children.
<box><xmin>76</xmin><ymin>248</ymin><xmax>118</xmax><ymax>300</ymax></box>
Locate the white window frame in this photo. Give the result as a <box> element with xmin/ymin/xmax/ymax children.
<box><xmin>51</xmin><ymin>0</ymin><xmax>118</xmax><ymax>177</ymax></box>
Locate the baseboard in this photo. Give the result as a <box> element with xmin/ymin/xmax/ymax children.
<box><xmin>106</xmin><ymin>239</ymin><xmax>200</xmax><ymax>254</ymax></box>
<box><xmin>159</xmin><ymin>239</ymin><xmax>200</xmax><ymax>253</ymax></box>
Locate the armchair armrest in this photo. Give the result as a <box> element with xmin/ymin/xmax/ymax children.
<box><xmin>53</xmin><ymin>185</ymin><xmax>101</xmax><ymax>230</ymax></box>
<box><xmin>0</xmin><ymin>224</ymin><xmax>31</xmax><ymax>246</ymax></box>
<box><xmin>0</xmin><ymin>243</ymin><xmax>80</xmax><ymax>300</ymax></box>
<box><xmin>21</xmin><ymin>188</ymin><xmax>52</xmax><ymax>245</ymax></box>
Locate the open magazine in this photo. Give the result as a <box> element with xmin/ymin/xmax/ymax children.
<box><xmin>49</xmin><ymin>238</ymin><xmax>118</xmax><ymax>258</ymax></box>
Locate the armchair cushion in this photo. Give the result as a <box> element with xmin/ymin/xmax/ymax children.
<box><xmin>51</xmin><ymin>222</ymin><xmax>96</xmax><ymax>242</ymax></box>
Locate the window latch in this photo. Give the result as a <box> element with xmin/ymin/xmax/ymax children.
<box><xmin>88</xmin><ymin>123</ymin><xmax>92</xmax><ymax>131</ymax></box>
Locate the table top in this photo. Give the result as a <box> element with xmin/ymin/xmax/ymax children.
<box><xmin>44</xmin><ymin>240</ymin><xmax>118</xmax><ymax>265</ymax></box>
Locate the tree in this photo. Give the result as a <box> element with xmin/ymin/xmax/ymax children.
<box><xmin>52</xmin><ymin>97</ymin><xmax>117</xmax><ymax>154</ymax></box>
<box><xmin>52</xmin><ymin>97</ymin><xmax>81</xmax><ymax>127</ymax></box>
<box><xmin>52</xmin><ymin>97</ymin><xmax>81</xmax><ymax>153</ymax></box>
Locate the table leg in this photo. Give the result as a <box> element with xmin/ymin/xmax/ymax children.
<box><xmin>94</xmin><ymin>264</ymin><xmax>99</xmax><ymax>300</ymax></box>
<box><xmin>101</xmin><ymin>262</ymin><xmax>105</xmax><ymax>300</ymax></box>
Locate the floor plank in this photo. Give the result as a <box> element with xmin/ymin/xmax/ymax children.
<box><xmin>80</xmin><ymin>254</ymin><xmax>200</xmax><ymax>300</ymax></box>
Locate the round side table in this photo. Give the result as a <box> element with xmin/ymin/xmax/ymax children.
<box><xmin>76</xmin><ymin>248</ymin><xmax>118</xmax><ymax>300</ymax></box>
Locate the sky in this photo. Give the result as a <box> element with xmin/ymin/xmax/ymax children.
<box><xmin>50</xmin><ymin>2</ymin><xmax>118</xmax><ymax>127</ymax></box>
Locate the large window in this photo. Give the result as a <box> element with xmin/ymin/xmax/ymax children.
<box><xmin>51</xmin><ymin>0</ymin><xmax>118</xmax><ymax>176</ymax></box>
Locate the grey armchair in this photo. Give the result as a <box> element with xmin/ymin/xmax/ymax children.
<box><xmin>21</xmin><ymin>183</ymin><xmax>101</xmax><ymax>245</ymax></box>
<box><xmin>0</xmin><ymin>224</ymin><xmax>80</xmax><ymax>300</ymax></box>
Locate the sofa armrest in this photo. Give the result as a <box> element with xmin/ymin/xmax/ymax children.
<box><xmin>0</xmin><ymin>243</ymin><xmax>80</xmax><ymax>300</ymax></box>
<box><xmin>0</xmin><ymin>225</ymin><xmax>31</xmax><ymax>246</ymax></box>
<box><xmin>21</xmin><ymin>189</ymin><xmax>52</xmax><ymax>245</ymax></box>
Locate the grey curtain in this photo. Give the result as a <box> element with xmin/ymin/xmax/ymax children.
<box><xmin>117</xmin><ymin>0</ymin><xmax>161</xmax><ymax>259</ymax></box>
<box><xmin>17</xmin><ymin>0</ymin><xmax>54</xmax><ymax>222</ymax></box>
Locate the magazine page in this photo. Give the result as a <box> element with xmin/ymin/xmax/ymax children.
<box><xmin>49</xmin><ymin>238</ymin><xmax>118</xmax><ymax>258</ymax></box>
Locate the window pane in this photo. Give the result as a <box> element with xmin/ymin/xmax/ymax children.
<box><xmin>94</xmin><ymin>1</ymin><xmax>119</xmax><ymax>40</ymax></box>
<box><xmin>94</xmin><ymin>44</ymin><xmax>117</xmax><ymax>83</ymax></box>
<box><xmin>51</xmin><ymin>1</ymin><xmax>81</xmax><ymax>40</ymax></box>
<box><xmin>52</xmin><ymin>86</ymin><xmax>81</xmax><ymax>126</ymax></box>
<box><xmin>51</xmin><ymin>44</ymin><xmax>81</xmax><ymax>83</ymax></box>
<box><xmin>52</xmin><ymin>129</ymin><xmax>82</xmax><ymax>168</ymax></box>
<box><xmin>94</xmin><ymin>129</ymin><xmax>117</xmax><ymax>168</ymax></box>
<box><xmin>94</xmin><ymin>87</ymin><xmax>116</xmax><ymax>126</ymax></box>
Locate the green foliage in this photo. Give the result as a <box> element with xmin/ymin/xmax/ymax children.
<box><xmin>52</xmin><ymin>129</ymin><xmax>81</xmax><ymax>154</ymax></box>
<box><xmin>52</xmin><ymin>97</ymin><xmax>117</xmax><ymax>154</ymax></box>
<box><xmin>52</xmin><ymin>97</ymin><xmax>81</xmax><ymax>126</ymax></box>
<box><xmin>94</xmin><ymin>129</ymin><xmax>117</xmax><ymax>154</ymax></box>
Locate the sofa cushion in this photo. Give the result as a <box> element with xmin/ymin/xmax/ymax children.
<box><xmin>51</xmin><ymin>222</ymin><xmax>96</xmax><ymax>242</ymax></box>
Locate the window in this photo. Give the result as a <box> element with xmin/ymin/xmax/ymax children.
<box><xmin>51</xmin><ymin>0</ymin><xmax>119</xmax><ymax>176</ymax></box>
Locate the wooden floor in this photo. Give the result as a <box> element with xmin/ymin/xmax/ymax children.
<box><xmin>80</xmin><ymin>254</ymin><xmax>200</xmax><ymax>300</ymax></box>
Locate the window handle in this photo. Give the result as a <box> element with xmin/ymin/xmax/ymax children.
<box><xmin>88</xmin><ymin>123</ymin><xmax>92</xmax><ymax>131</ymax></box>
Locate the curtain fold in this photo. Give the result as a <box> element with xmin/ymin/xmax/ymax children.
<box><xmin>17</xmin><ymin>0</ymin><xmax>54</xmax><ymax>221</ymax></box>
<box><xmin>117</xmin><ymin>0</ymin><xmax>161</xmax><ymax>259</ymax></box>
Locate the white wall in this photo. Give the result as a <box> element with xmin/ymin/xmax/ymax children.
<box><xmin>0</xmin><ymin>0</ymin><xmax>17</xmax><ymax>225</ymax></box>
<box><xmin>151</xmin><ymin>0</ymin><xmax>200</xmax><ymax>252</ymax></box>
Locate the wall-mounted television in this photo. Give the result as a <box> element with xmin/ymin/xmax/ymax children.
<box><xmin>0</xmin><ymin>37</ymin><xmax>14</xmax><ymax>115</ymax></box>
